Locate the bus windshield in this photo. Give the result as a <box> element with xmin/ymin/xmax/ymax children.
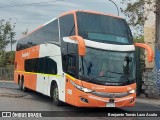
<box><xmin>76</xmin><ymin>12</ymin><xmax>133</xmax><ymax>45</ymax></box>
<box><xmin>79</xmin><ymin>48</ymin><xmax>136</xmax><ymax>86</ymax></box>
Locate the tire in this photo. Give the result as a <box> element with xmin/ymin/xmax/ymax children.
<box><xmin>22</xmin><ymin>78</ymin><xmax>28</xmax><ymax>92</ymax></box>
<box><xmin>52</xmin><ymin>84</ymin><xmax>63</xmax><ymax>106</ymax></box>
<box><xmin>18</xmin><ymin>79</ymin><xmax>22</xmax><ymax>90</ymax></box>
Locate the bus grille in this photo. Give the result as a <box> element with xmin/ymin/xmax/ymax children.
<box><xmin>91</xmin><ymin>92</ymin><xmax>130</xmax><ymax>98</ymax></box>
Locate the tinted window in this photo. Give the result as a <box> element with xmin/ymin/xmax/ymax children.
<box><xmin>25</xmin><ymin>57</ymin><xmax>57</xmax><ymax>74</ymax></box>
<box><xmin>17</xmin><ymin>19</ymin><xmax>59</xmax><ymax>51</ymax></box>
<box><xmin>44</xmin><ymin>58</ymin><xmax>57</xmax><ymax>74</ymax></box>
<box><xmin>59</xmin><ymin>14</ymin><xmax>75</xmax><ymax>38</ymax></box>
<box><xmin>25</xmin><ymin>58</ymin><xmax>39</xmax><ymax>72</ymax></box>
<box><xmin>76</xmin><ymin>12</ymin><xmax>133</xmax><ymax>45</ymax></box>
<box><xmin>66</xmin><ymin>54</ymin><xmax>76</xmax><ymax>76</ymax></box>
<box><xmin>61</xmin><ymin>43</ymin><xmax>78</xmax><ymax>77</ymax></box>
<box><xmin>37</xmin><ymin>58</ymin><xmax>45</xmax><ymax>73</ymax></box>
<box><xmin>59</xmin><ymin>14</ymin><xmax>77</xmax><ymax>76</ymax></box>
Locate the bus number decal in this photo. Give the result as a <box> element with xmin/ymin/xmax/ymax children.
<box><xmin>67</xmin><ymin>89</ymin><xmax>72</xmax><ymax>95</ymax></box>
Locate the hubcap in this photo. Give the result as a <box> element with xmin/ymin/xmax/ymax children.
<box><xmin>53</xmin><ymin>87</ymin><xmax>59</xmax><ymax>101</ymax></box>
<box><xmin>19</xmin><ymin>81</ymin><xmax>21</xmax><ymax>88</ymax></box>
<box><xmin>22</xmin><ymin>81</ymin><xmax>24</xmax><ymax>89</ymax></box>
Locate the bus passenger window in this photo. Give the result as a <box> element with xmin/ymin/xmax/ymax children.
<box><xmin>44</xmin><ymin>57</ymin><xmax>57</xmax><ymax>74</ymax></box>
<box><xmin>25</xmin><ymin>59</ymin><xmax>38</xmax><ymax>72</ymax></box>
<box><xmin>67</xmin><ymin>55</ymin><xmax>76</xmax><ymax>76</ymax></box>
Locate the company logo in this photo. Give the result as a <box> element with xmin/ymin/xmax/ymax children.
<box><xmin>109</xmin><ymin>94</ymin><xmax>115</xmax><ymax>98</ymax></box>
<box><xmin>67</xmin><ymin>89</ymin><xmax>72</xmax><ymax>95</ymax></box>
<box><xmin>22</xmin><ymin>52</ymin><xmax>30</xmax><ymax>58</ymax></box>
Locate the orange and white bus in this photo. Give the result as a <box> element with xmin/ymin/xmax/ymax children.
<box><xmin>14</xmin><ymin>10</ymin><xmax>154</xmax><ymax>107</ymax></box>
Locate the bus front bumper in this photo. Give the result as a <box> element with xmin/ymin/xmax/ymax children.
<box><xmin>74</xmin><ymin>91</ymin><xmax>136</xmax><ymax>107</ymax></box>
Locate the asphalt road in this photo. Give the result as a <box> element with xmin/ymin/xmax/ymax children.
<box><xmin>0</xmin><ymin>81</ymin><xmax>160</xmax><ymax>120</ymax></box>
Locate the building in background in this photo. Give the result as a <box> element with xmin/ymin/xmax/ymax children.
<box><xmin>142</xmin><ymin>0</ymin><xmax>160</xmax><ymax>98</ymax></box>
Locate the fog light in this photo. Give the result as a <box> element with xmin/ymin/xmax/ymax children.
<box><xmin>80</xmin><ymin>97</ymin><xmax>88</xmax><ymax>103</ymax></box>
<box><xmin>130</xmin><ymin>98</ymin><xmax>135</xmax><ymax>103</ymax></box>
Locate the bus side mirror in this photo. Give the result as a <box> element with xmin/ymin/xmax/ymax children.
<box><xmin>135</xmin><ymin>43</ymin><xmax>154</xmax><ymax>63</ymax></box>
<box><xmin>69</xmin><ymin>35</ymin><xmax>86</xmax><ymax>56</ymax></box>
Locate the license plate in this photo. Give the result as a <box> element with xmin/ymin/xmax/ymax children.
<box><xmin>106</xmin><ymin>102</ymin><xmax>115</xmax><ymax>107</ymax></box>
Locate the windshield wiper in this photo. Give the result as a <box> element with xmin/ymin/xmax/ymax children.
<box><xmin>105</xmin><ymin>70</ymin><xmax>122</xmax><ymax>74</ymax></box>
<box><xmin>79</xmin><ymin>75</ymin><xmax>106</xmax><ymax>83</ymax></box>
<box><xmin>69</xmin><ymin>24</ymin><xmax>75</xmax><ymax>36</ymax></box>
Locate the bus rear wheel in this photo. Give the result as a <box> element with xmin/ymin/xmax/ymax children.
<box><xmin>18</xmin><ymin>79</ymin><xmax>22</xmax><ymax>90</ymax></box>
<box><xmin>52</xmin><ymin>84</ymin><xmax>63</xmax><ymax>106</ymax></box>
<box><xmin>21</xmin><ymin>78</ymin><xmax>28</xmax><ymax>92</ymax></box>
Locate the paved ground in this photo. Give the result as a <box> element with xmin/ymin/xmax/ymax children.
<box><xmin>0</xmin><ymin>81</ymin><xmax>160</xmax><ymax>120</ymax></box>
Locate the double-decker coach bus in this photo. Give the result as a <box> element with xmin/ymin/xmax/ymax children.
<box><xmin>14</xmin><ymin>10</ymin><xmax>154</xmax><ymax>107</ymax></box>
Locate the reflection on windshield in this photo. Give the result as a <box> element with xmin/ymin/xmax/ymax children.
<box><xmin>79</xmin><ymin>48</ymin><xmax>135</xmax><ymax>84</ymax></box>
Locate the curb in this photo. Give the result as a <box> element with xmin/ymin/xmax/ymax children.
<box><xmin>0</xmin><ymin>93</ymin><xmax>26</xmax><ymax>98</ymax></box>
<box><xmin>0</xmin><ymin>80</ymin><xmax>14</xmax><ymax>83</ymax></box>
<box><xmin>136</xmin><ymin>98</ymin><xmax>160</xmax><ymax>106</ymax></box>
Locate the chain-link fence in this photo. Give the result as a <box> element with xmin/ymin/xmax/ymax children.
<box><xmin>0</xmin><ymin>67</ymin><xmax>14</xmax><ymax>80</ymax></box>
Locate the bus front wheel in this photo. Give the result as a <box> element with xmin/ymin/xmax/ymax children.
<box><xmin>52</xmin><ymin>84</ymin><xmax>63</xmax><ymax>106</ymax></box>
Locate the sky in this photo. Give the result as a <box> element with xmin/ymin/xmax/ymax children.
<box><xmin>0</xmin><ymin>0</ymin><xmax>126</xmax><ymax>51</ymax></box>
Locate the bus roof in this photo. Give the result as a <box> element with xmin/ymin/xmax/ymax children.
<box><xmin>18</xmin><ymin>10</ymin><xmax>122</xmax><ymax>40</ymax></box>
<box><xmin>59</xmin><ymin>10</ymin><xmax>122</xmax><ymax>19</ymax></box>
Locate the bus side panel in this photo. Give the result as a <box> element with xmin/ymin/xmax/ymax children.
<box><xmin>24</xmin><ymin>73</ymin><xmax>37</xmax><ymax>91</ymax></box>
<box><xmin>15</xmin><ymin>46</ymin><xmax>40</xmax><ymax>71</ymax></box>
<box><xmin>65</xmin><ymin>75</ymin><xmax>75</xmax><ymax>106</ymax></box>
<box><xmin>14</xmin><ymin>46</ymin><xmax>40</xmax><ymax>86</ymax></box>
<box><xmin>37</xmin><ymin>44</ymin><xmax>65</xmax><ymax>99</ymax></box>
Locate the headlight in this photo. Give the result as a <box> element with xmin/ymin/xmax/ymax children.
<box><xmin>70</xmin><ymin>80</ymin><xmax>93</xmax><ymax>93</ymax></box>
<box><xmin>83</xmin><ymin>88</ymin><xmax>93</xmax><ymax>93</ymax></box>
<box><xmin>128</xmin><ymin>89</ymin><xmax>136</xmax><ymax>94</ymax></box>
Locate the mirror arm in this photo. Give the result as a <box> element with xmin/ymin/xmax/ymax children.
<box><xmin>135</xmin><ymin>43</ymin><xmax>154</xmax><ymax>63</ymax></box>
<box><xmin>69</xmin><ymin>35</ymin><xmax>86</xmax><ymax>56</ymax></box>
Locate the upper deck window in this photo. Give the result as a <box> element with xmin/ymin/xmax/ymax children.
<box><xmin>16</xmin><ymin>19</ymin><xmax>59</xmax><ymax>51</ymax></box>
<box><xmin>76</xmin><ymin>12</ymin><xmax>133</xmax><ymax>45</ymax></box>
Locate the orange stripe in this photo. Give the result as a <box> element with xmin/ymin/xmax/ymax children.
<box><xmin>58</xmin><ymin>10</ymin><xmax>122</xmax><ymax>19</ymax></box>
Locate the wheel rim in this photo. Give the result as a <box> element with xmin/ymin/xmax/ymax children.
<box><xmin>53</xmin><ymin>87</ymin><xmax>59</xmax><ymax>101</ymax></box>
<box><xmin>19</xmin><ymin>80</ymin><xmax>21</xmax><ymax>89</ymax></box>
<box><xmin>22</xmin><ymin>81</ymin><xmax>25</xmax><ymax>90</ymax></box>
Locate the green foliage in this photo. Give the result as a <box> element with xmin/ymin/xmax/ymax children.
<box><xmin>0</xmin><ymin>19</ymin><xmax>16</xmax><ymax>67</ymax></box>
<box><xmin>0</xmin><ymin>51</ymin><xmax>15</xmax><ymax>67</ymax></box>
<box><xmin>21</xmin><ymin>28</ymin><xmax>28</xmax><ymax>35</ymax></box>
<box><xmin>134</xmin><ymin>36</ymin><xmax>146</xmax><ymax>93</ymax></box>
<box><xmin>120</xmin><ymin>0</ymin><xmax>159</xmax><ymax>36</ymax></box>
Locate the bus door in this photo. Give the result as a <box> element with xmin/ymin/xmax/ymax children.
<box><xmin>36</xmin><ymin>57</ymin><xmax>49</xmax><ymax>95</ymax></box>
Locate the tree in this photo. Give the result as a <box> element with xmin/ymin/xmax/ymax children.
<box><xmin>0</xmin><ymin>50</ymin><xmax>15</xmax><ymax>67</ymax></box>
<box><xmin>0</xmin><ymin>19</ymin><xmax>16</xmax><ymax>67</ymax></box>
<box><xmin>121</xmin><ymin>0</ymin><xmax>160</xmax><ymax>36</ymax></box>
<box><xmin>22</xmin><ymin>28</ymin><xmax>28</xmax><ymax>35</ymax></box>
